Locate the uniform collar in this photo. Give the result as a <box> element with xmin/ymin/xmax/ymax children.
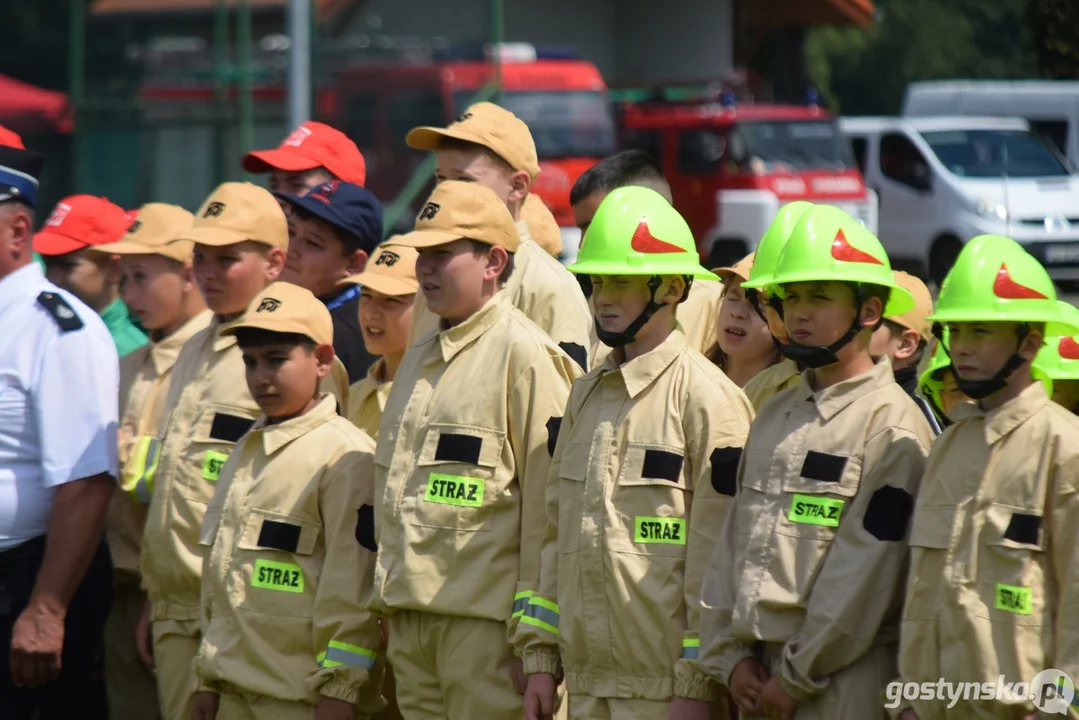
<box><xmin>151</xmin><ymin>309</ymin><xmax>213</xmax><ymax>375</ymax></box>
<box><xmin>253</xmin><ymin>393</ymin><xmax>338</xmax><ymax>456</ymax></box>
<box><xmin>953</xmin><ymin>381</ymin><xmax>1050</xmax><ymax>445</ymax></box>
<box><xmin>434</xmin><ymin>290</ymin><xmax>511</xmax><ymax>364</ymax></box>
<box><xmin>505</xmin><ymin>231</ymin><xmax>536</xmax><ymax>299</ymax></box>
<box><xmin>0</xmin><ymin>262</ymin><xmax>44</xmax><ymax>317</ymax></box>
<box><xmin>353</xmin><ymin>357</ymin><xmax>392</xmax><ymax>411</ymax></box>
<box><xmin>602</xmin><ymin>326</ymin><xmax>687</xmax><ymax>399</ymax></box>
<box><xmin>799</xmin><ymin>355</ymin><xmax>895</xmax><ymax>421</ymax></box>
<box><xmin>211</xmin><ymin>314</ymin><xmax>239</xmax><ymax>352</ymax></box>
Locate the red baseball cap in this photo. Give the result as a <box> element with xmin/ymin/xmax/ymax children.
<box><xmin>0</xmin><ymin>125</ymin><xmax>26</xmax><ymax>150</ymax></box>
<box><xmin>33</xmin><ymin>195</ymin><xmax>133</xmax><ymax>255</ymax></box>
<box><xmin>242</xmin><ymin>121</ymin><xmax>366</xmax><ymax>186</ymax></box>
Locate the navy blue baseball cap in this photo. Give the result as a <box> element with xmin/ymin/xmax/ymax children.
<box><xmin>276</xmin><ymin>180</ymin><xmax>383</xmax><ymax>254</ymax></box>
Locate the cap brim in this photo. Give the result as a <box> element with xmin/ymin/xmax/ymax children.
<box><xmin>406</xmin><ymin>126</ymin><xmax>490</xmax><ymax>153</ymax></box>
<box><xmin>712</xmin><ymin>266</ymin><xmax>747</xmax><ymax>283</ymax></box>
<box><xmin>274</xmin><ymin>191</ymin><xmax>345</xmax><ymax>230</ymax></box>
<box><xmin>175</xmin><ymin>226</ymin><xmax>257</xmax><ymax>247</ymax></box>
<box><xmin>340</xmin><ymin>273</ymin><xmax>418</xmax><ymax>296</ymax></box>
<box><xmin>33</xmin><ymin>231</ymin><xmax>88</xmax><ymax>256</ymax></box>
<box><xmin>87</xmin><ymin>240</ymin><xmax>157</xmax><ymax>255</ymax></box>
<box><xmin>392</xmin><ymin>229</ymin><xmax>465</xmax><ymax>249</ymax></box>
<box><xmin>242</xmin><ymin>149</ymin><xmax>321</xmax><ymax>175</ymax></box>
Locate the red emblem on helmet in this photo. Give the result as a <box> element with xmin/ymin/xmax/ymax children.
<box><xmin>831</xmin><ymin>229</ymin><xmax>883</xmax><ymax>265</ymax></box>
<box><xmin>630</xmin><ymin>219</ymin><xmax>683</xmax><ymax>254</ymax></box>
<box><xmin>1059</xmin><ymin>336</ymin><xmax>1079</xmax><ymax>360</ymax></box>
<box><xmin>993</xmin><ymin>263</ymin><xmax>1047</xmax><ymax>300</ymax></box>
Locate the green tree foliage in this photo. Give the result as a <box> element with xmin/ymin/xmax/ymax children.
<box><xmin>1028</xmin><ymin>0</ymin><xmax>1079</xmax><ymax>77</ymax></box>
<box><xmin>807</xmin><ymin>0</ymin><xmax>1037</xmax><ymax>115</ymax></box>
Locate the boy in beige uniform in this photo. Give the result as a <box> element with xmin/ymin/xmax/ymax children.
<box><xmin>569</xmin><ymin>150</ymin><xmax>725</xmax><ymax>363</ymax></box>
<box><xmin>92</xmin><ymin>203</ymin><xmax>211</xmax><ymax>720</ymax></box>
<box><xmin>519</xmin><ymin>188</ymin><xmax>751</xmax><ymax>720</ymax></box>
<box><xmin>892</xmin><ymin>236</ymin><xmax>1079</xmax><ymax>720</ymax></box>
<box><xmin>192</xmin><ymin>283</ymin><xmax>383</xmax><ymax>720</ymax></box>
<box><xmin>869</xmin><ymin>270</ymin><xmax>941</xmax><ymax>432</ymax></box>
<box><xmin>405</xmin><ymin>102</ymin><xmax>592</xmax><ymax>369</ymax></box>
<box><xmin>370</xmin><ymin>180</ymin><xmax>580</xmax><ymax>719</ymax></box>
<box><xmin>136</xmin><ymin>183</ymin><xmax>346</xmax><ymax>720</ymax></box>
<box><xmin>699</xmin><ymin>205</ymin><xmax>934</xmax><ymax>720</ymax></box>
<box><xmin>343</xmin><ymin>243</ymin><xmax>418</xmax><ymax>440</ymax></box>
<box><xmin>737</xmin><ymin>202</ymin><xmax>816</xmax><ymax>410</ymax></box>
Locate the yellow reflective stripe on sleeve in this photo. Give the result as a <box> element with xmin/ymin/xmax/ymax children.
<box><xmin>682</xmin><ymin>638</ymin><xmax>700</xmax><ymax>660</ymax></box>
<box><xmin>512</xmin><ymin>590</ymin><xmax>533</xmax><ymax>618</ymax></box>
<box><xmin>121</xmin><ymin>436</ymin><xmax>160</xmax><ymax>504</ymax></box>
<box><xmin>202</xmin><ymin>450</ymin><xmax>229</xmax><ymax>482</ymax></box>
<box><xmin>320</xmin><ymin>640</ymin><xmax>377</xmax><ymax>670</ymax></box>
<box><xmin>520</xmin><ymin>596</ymin><xmax>559</xmax><ymax>635</ymax></box>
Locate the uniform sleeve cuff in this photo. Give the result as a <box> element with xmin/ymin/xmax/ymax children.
<box><xmin>319</xmin><ymin>678</ymin><xmax>360</xmax><ymax>705</ymax></box>
<box><xmin>780</xmin><ymin>673</ymin><xmax>819</xmax><ymax>704</ymax></box>
<box><xmin>523</xmin><ymin>648</ymin><xmax>562</xmax><ymax>676</ymax></box>
<box><xmin>674</xmin><ymin>673</ymin><xmax>720</xmax><ymax>702</ymax></box>
<box><xmin>716</xmin><ymin>646</ymin><xmax>757</xmax><ymax>688</ymax></box>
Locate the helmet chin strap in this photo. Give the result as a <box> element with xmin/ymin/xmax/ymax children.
<box><xmin>595</xmin><ymin>275</ymin><xmax>666</xmax><ymax>349</ymax></box>
<box><xmin>950</xmin><ymin>325</ymin><xmax>1030</xmax><ymax>400</ymax></box>
<box><xmin>768</xmin><ymin>287</ymin><xmax>867</xmax><ymax>369</ymax></box>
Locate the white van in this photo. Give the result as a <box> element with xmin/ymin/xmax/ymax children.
<box><xmin>903</xmin><ymin>80</ymin><xmax>1079</xmax><ymax>169</ymax></box>
<box><xmin>839</xmin><ymin>116</ymin><xmax>1079</xmax><ymax>287</ymax></box>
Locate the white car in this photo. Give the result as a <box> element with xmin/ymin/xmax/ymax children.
<box><xmin>840</xmin><ymin>115</ymin><xmax>1079</xmax><ymax>286</ymax></box>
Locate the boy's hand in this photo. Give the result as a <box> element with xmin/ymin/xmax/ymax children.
<box><xmin>511</xmin><ymin>656</ymin><xmax>527</xmax><ymax>694</ymax></box>
<box><xmin>315</xmin><ymin>696</ymin><xmax>355</xmax><ymax>720</ymax></box>
<box><xmin>190</xmin><ymin>691</ymin><xmax>219</xmax><ymax>720</ymax></box>
<box><xmin>729</xmin><ymin>657</ymin><xmax>770</xmax><ymax>715</ymax></box>
<box><xmin>668</xmin><ymin>697</ymin><xmax>711</xmax><ymax>720</ymax></box>
<box><xmin>524</xmin><ymin>672</ymin><xmax>557</xmax><ymax>720</ymax></box>
<box><xmin>759</xmin><ymin>675</ymin><xmax>798</xmax><ymax>720</ymax></box>
<box><xmin>135</xmin><ymin>599</ymin><xmax>154</xmax><ymax>668</ymax></box>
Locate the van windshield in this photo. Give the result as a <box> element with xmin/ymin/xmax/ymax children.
<box><xmin>920</xmin><ymin>129</ymin><xmax>1070</xmax><ymax>178</ymax></box>
<box><xmin>729</xmin><ymin>119</ymin><xmax>856</xmax><ymax>172</ymax></box>
<box><xmin>454</xmin><ymin>90</ymin><xmax>617</xmax><ymax>159</ymax></box>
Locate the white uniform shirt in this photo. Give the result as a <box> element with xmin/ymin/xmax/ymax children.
<box><xmin>0</xmin><ymin>262</ymin><xmax>119</xmax><ymax>550</ymax></box>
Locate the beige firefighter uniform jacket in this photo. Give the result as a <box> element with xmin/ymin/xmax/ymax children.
<box><xmin>346</xmin><ymin>358</ymin><xmax>392</xmax><ymax>441</ymax></box>
<box><xmin>698</xmin><ymin>358</ymin><xmax>934</xmax><ymax>703</ymax></box>
<box><xmin>372</xmin><ymin>291</ymin><xmax>580</xmax><ymax>635</ymax></box>
<box><xmin>194</xmin><ymin>394</ymin><xmax>383</xmax><ymax>707</ymax></box>
<box><xmin>894</xmin><ymin>381</ymin><xmax>1079</xmax><ymax>720</ymax></box>
<box><xmin>741</xmin><ymin>358</ymin><xmax>801</xmax><ymax>411</ymax></box>
<box><xmin>410</xmin><ymin>231</ymin><xmax>593</xmax><ymax>370</ymax></box>
<box><xmin>514</xmin><ymin>328</ymin><xmax>753</xmax><ymax>703</ymax></box>
<box><xmin>109</xmin><ymin>310</ymin><xmax>213</xmax><ymax>576</ymax></box>
<box><xmin>140</xmin><ymin>315</ymin><xmax>349</xmax><ymax>621</ymax></box>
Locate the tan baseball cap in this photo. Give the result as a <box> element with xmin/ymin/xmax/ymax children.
<box><xmin>406</xmin><ymin>102</ymin><xmax>541</xmax><ymax>180</ymax></box>
<box><xmin>222</xmin><ymin>281</ymin><xmax>333</xmax><ymax>346</ymax></box>
<box><xmin>521</xmin><ymin>194</ymin><xmax>562</xmax><ymax>257</ymax></box>
<box><xmin>887</xmin><ymin>271</ymin><xmax>934</xmax><ymax>343</ymax></box>
<box><xmin>91</xmin><ymin>203</ymin><xmax>196</xmax><ymax>263</ymax></box>
<box><xmin>174</xmin><ymin>182</ymin><xmax>288</xmax><ymax>249</ymax></box>
<box><xmin>394</xmin><ymin>181</ymin><xmax>518</xmax><ymax>252</ymax></box>
<box><xmin>339</xmin><ymin>242</ymin><xmax>419</xmax><ymax>297</ymax></box>
<box><xmin>713</xmin><ymin>253</ymin><xmax>756</xmax><ymax>284</ymax></box>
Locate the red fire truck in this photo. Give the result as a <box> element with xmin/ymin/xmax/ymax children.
<box><xmin>618</xmin><ymin>91</ymin><xmax>879</xmax><ymax>266</ymax></box>
<box><xmin>139</xmin><ymin>43</ymin><xmax>615</xmax><ymax>250</ymax></box>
